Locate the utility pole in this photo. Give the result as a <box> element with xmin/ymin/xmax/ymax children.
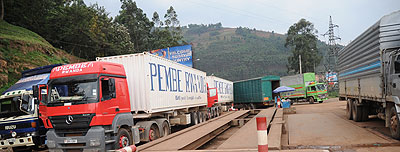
<box><xmin>299</xmin><ymin>55</ymin><xmax>302</xmax><ymax>74</ymax></box>
<box><xmin>323</xmin><ymin>16</ymin><xmax>341</xmax><ymax>73</ymax></box>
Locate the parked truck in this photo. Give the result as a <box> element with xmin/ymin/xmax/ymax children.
<box><xmin>280</xmin><ymin>73</ymin><xmax>328</xmax><ymax>104</ymax></box>
<box><xmin>233</xmin><ymin>75</ymin><xmax>280</xmax><ymax>109</ymax></box>
<box><xmin>206</xmin><ymin>76</ymin><xmax>234</xmax><ymax>111</ymax></box>
<box><xmin>40</xmin><ymin>52</ymin><xmax>226</xmax><ymax>151</ymax></box>
<box><xmin>0</xmin><ymin>64</ymin><xmax>60</xmax><ymax>151</ymax></box>
<box><xmin>338</xmin><ymin>10</ymin><xmax>400</xmax><ymax>139</ymax></box>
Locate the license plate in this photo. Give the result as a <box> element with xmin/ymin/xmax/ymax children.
<box><xmin>64</xmin><ymin>139</ymin><xmax>77</xmax><ymax>143</ymax></box>
<box><xmin>7</xmin><ymin>138</ymin><xmax>16</xmax><ymax>142</ymax></box>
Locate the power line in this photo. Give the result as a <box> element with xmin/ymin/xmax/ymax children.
<box><xmin>183</xmin><ymin>0</ymin><xmax>292</xmax><ymax>27</ymax></box>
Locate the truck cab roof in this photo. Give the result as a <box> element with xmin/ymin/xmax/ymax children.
<box><xmin>50</xmin><ymin>61</ymin><xmax>126</xmax><ymax>79</ymax></box>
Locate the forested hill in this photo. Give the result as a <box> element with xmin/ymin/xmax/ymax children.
<box><xmin>0</xmin><ymin>21</ymin><xmax>82</xmax><ymax>93</ymax></box>
<box><xmin>183</xmin><ymin>24</ymin><xmax>331</xmax><ymax>81</ymax></box>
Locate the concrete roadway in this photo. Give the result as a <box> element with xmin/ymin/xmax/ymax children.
<box><xmin>285</xmin><ymin>98</ymin><xmax>400</xmax><ymax>151</ymax></box>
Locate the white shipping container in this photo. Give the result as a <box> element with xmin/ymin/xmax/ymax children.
<box><xmin>96</xmin><ymin>53</ymin><xmax>207</xmax><ymax>114</ymax></box>
<box><xmin>206</xmin><ymin>76</ymin><xmax>233</xmax><ymax>103</ymax></box>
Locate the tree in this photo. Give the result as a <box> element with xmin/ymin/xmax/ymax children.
<box><xmin>163</xmin><ymin>6</ymin><xmax>183</xmax><ymax>46</ymax></box>
<box><xmin>285</xmin><ymin>19</ymin><xmax>321</xmax><ymax>73</ymax></box>
<box><xmin>1</xmin><ymin>0</ymin><xmax>4</xmax><ymax>20</ymax></box>
<box><xmin>115</xmin><ymin>0</ymin><xmax>153</xmax><ymax>52</ymax></box>
<box><xmin>152</xmin><ymin>11</ymin><xmax>163</xmax><ymax>27</ymax></box>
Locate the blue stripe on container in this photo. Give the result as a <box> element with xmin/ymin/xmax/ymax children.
<box><xmin>340</xmin><ymin>61</ymin><xmax>381</xmax><ymax>77</ymax></box>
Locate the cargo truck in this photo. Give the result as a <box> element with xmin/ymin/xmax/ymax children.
<box><xmin>280</xmin><ymin>73</ymin><xmax>328</xmax><ymax>104</ymax></box>
<box><xmin>0</xmin><ymin>64</ymin><xmax>60</xmax><ymax>151</ymax></box>
<box><xmin>338</xmin><ymin>11</ymin><xmax>400</xmax><ymax>139</ymax></box>
<box><xmin>40</xmin><ymin>52</ymin><xmax>224</xmax><ymax>151</ymax></box>
<box><xmin>206</xmin><ymin>76</ymin><xmax>234</xmax><ymax>111</ymax></box>
<box><xmin>233</xmin><ymin>75</ymin><xmax>280</xmax><ymax>109</ymax></box>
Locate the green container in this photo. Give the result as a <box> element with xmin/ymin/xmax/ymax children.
<box><xmin>234</xmin><ymin>75</ymin><xmax>280</xmax><ymax>105</ymax></box>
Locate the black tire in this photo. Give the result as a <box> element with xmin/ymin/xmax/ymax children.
<box><xmin>390</xmin><ymin>106</ymin><xmax>400</xmax><ymax>139</ymax></box>
<box><xmin>308</xmin><ymin>97</ymin><xmax>315</xmax><ymax>104</ymax></box>
<box><xmin>352</xmin><ymin>100</ymin><xmax>363</xmax><ymax>122</ymax></box>
<box><xmin>191</xmin><ymin>112</ymin><xmax>199</xmax><ymax>125</ymax></box>
<box><xmin>319</xmin><ymin>101</ymin><xmax>323</xmax><ymax>103</ymax></box>
<box><xmin>203</xmin><ymin>112</ymin><xmax>208</xmax><ymax>121</ymax></box>
<box><xmin>162</xmin><ymin>121</ymin><xmax>170</xmax><ymax>137</ymax></box>
<box><xmin>198</xmin><ymin>112</ymin><xmax>204</xmax><ymax>123</ymax></box>
<box><xmin>114</xmin><ymin>128</ymin><xmax>133</xmax><ymax>149</ymax></box>
<box><xmin>346</xmin><ymin>99</ymin><xmax>353</xmax><ymax>120</ymax></box>
<box><xmin>149</xmin><ymin>124</ymin><xmax>160</xmax><ymax>141</ymax></box>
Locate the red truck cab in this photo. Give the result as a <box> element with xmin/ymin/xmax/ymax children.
<box><xmin>41</xmin><ymin>61</ymin><xmax>138</xmax><ymax>151</ymax></box>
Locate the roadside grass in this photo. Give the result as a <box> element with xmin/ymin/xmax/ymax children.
<box><xmin>0</xmin><ymin>20</ymin><xmax>52</xmax><ymax>47</ymax></box>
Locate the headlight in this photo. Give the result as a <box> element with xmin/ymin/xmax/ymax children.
<box><xmin>11</xmin><ymin>131</ymin><xmax>17</xmax><ymax>137</ymax></box>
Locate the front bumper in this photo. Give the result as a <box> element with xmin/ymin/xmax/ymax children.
<box><xmin>0</xmin><ymin>136</ymin><xmax>35</xmax><ymax>148</ymax></box>
<box><xmin>46</xmin><ymin>126</ymin><xmax>106</xmax><ymax>152</ymax></box>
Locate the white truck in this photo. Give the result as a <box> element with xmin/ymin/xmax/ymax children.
<box><xmin>338</xmin><ymin>10</ymin><xmax>400</xmax><ymax>139</ymax></box>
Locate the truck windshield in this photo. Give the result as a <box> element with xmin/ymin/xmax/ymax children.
<box><xmin>0</xmin><ymin>98</ymin><xmax>25</xmax><ymax>118</ymax></box>
<box><xmin>316</xmin><ymin>84</ymin><xmax>326</xmax><ymax>91</ymax></box>
<box><xmin>48</xmin><ymin>80</ymin><xmax>98</xmax><ymax>104</ymax></box>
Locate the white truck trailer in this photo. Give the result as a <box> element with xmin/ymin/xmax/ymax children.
<box><xmin>338</xmin><ymin>10</ymin><xmax>400</xmax><ymax>139</ymax></box>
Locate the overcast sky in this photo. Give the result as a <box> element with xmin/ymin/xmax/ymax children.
<box><xmin>85</xmin><ymin>0</ymin><xmax>399</xmax><ymax>45</ymax></box>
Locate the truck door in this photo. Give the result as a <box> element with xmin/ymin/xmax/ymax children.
<box><xmin>98</xmin><ymin>77</ymin><xmax>120</xmax><ymax>123</ymax></box>
<box><xmin>391</xmin><ymin>55</ymin><xmax>400</xmax><ymax>96</ymax></box>
<box><xmin>207</xmin><ymin>88</ymin><xmax>218</xmax><ymax>107</ymax></box>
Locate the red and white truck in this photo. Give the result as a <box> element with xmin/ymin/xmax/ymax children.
<box><xmin>40</xmin><ymin>52</ymin><xmax>230</xmax><ymax>151</ymax></box>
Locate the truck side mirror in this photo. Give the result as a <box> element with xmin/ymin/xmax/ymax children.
<box><xmin>108</xmin><ymin>78</ymin><xmax>116</xmax><ymax>98</ymax></box>
<box><xmin>108</xmin><ymin>78</ymin><xmax>115</xmax><ymax>92</ymax></box>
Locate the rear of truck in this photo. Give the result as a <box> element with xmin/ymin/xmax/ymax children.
<box><xmin>233</xmin><ymin>75</ymin><xmax>280</xmax><ymax>108</ymax></box>
<box><xmin>338</xmin><ymin>10</ymin><xmax>400</xmax><ymax>139</ymax></box>
<box><xmin>206</xmin><ymin>76</ymin><xmax>233</xmax><ymax>111</ymax></box>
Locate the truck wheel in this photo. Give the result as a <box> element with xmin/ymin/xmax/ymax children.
<box><xmin>346</xmin><ymin>99</ymin><xmax>353</xmax><ymax>120</ymax></box>
<box><xmin>203</xmin><ymin>112</ymin><xmax>208</xmax><ymax>121</ymax></box>
<box><xmin>352</xmin><ymin>100</ymin><xmax>363</xmax><ymax>122</ymax></box>
<box><xmin>191</xmin><ymin>112</ymin><xmax>199</xmax><ymax>125</ymax></box>
<box><xmin>115</xmin><ymin>128</ymin><xmax>133</xmax><ymax>149</ymax></box>
<box><xmin>149</xmin><ymin>124</ymin><xmax>160</xmax><ymax>141</ymax></box>
<box><xmin>308</xmin><ymin>97</ymin><xmax>315</xmax><ymax>104</ymax></box>
<box><xmin>319</xmin><ymin>101</ymin><xmax>323</xmax><ymax>103</ymax></box>
<box><xmin>162</xmin><ymin>121</ymin><xmax>170</xmax><ymax>137</ymax></box>
<box><xmin>198</xmin><ymin>112</ymin><xmax>204</xmax><ymax>123</ymax></box>
<box><xmin>390</xmin><ymin>106</ymin><xmax>400</xmax><ymax>139</ymax></box>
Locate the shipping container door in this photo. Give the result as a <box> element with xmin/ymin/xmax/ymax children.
<box><xmin>262</xmin><ymin>80</ymin><xmax>272</xmax><ymax>102</ymax></box>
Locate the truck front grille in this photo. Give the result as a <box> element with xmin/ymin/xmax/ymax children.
<box><xmin>48</xmin><ymin>114</ymin><xmax>95</xmax><ymax>137</ymax></box>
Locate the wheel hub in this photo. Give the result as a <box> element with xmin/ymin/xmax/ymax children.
<box><xmin>149</xmin><ymin>129</ymin><xmax>155</xmax><ymax>141</ymax></box>
<box><xmin>119</xmin><ymin>135</ymin><xmax>129</xmax><ymax>148</ymax></box>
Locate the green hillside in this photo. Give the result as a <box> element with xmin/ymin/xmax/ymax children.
<box><xmin>183</xmin><ymin>24</ymin><xmax>331</xmax><ymax>81</ymax></box>
<box><xmin>0</xmin><ymin>21</ymin><xmax>82</xmax><ymax>93</ymax></box>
